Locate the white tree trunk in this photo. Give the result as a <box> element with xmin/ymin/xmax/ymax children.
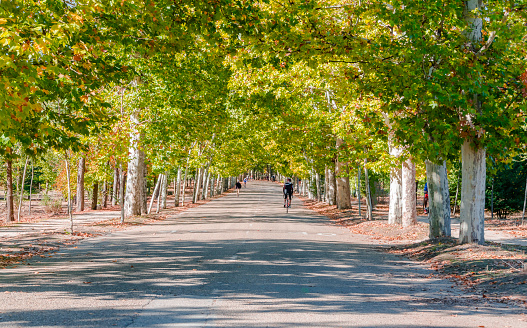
<box><xmin>364</xmin><ymin>161</ymin><xmax>373</xmax><ymax>220</ymax></box>
<box><xmin>426</xmin><ymin>160</ymin><xmax>451</xmax><ymax>238</ymax></box>
<box><xmin>17</xmin><ymin>157</ymin><xmax>28</xmax><ymax>222</ymax></box>
<box><xmin>402</xmin><ymin>158</ymin><xmax>417</xmax><ymax>227</ymax></box>
<box><xmin>201</xmin><ymin>167</ymin><xmax>209</xmax><ymax>200</ymax></box>
<box><xmin>64</xmin><ymin>155</ymin><xmax>73</xmax><ymax>233</ymax></box>
<box><xmin>315</xmin><ymin>171</ymin><xmax>321</xmax><ymax>201</ymax></box>
<box><xmin>140</xmin><ymin>149</ymin><xmax>147</xmax><ymax>214</ymax></box>
<box><xmin>161</xmin><ymin>172</ymin><xmax>168</xmax><ymax>209</ymax></box>
<box><xmin>112</xmin><ymin>166</ymin><xmax>119</xmax><ymax>206</ymax></box>
<box><xmin>148</xmin><ymin>173</ymin><xmax>162</xmax><ymax>214</ymax></box>
<box><xmin>326</xmin><ymin>164</ymin><xmax>336</xmax><ymax>205</ymax></box>
<box><xmin>119</xmin><ymin>164</ymin><xmax>126</xmax><ymax>223</ymax></box>
<box><xmin>76</xmin><ymin>157</ymin><xmax>86</xmax><ymax>211</ymax></box>
<box><xmin>175</xmin><ymin>167</ymin><xmax>182</xmax><ymax>207</ymax></box>
<box><xmin>193</xmin><ymin>168</ymin><xmax>202</xmax><ymax>203</ymax></box>
<box><xmin>459</xmin><ymin>139</ymin><xmax>486</xmax><ymax>244</ymax></box>
<box><xmin>124</xmin><ymin>112</ymin><xmax>143</xmax><ymax>217</ymax></box>
<box><xmin>28</xmin><ymin>162</ymin><xmax>34</xmax><ymax>215</ymax></box>
<box><xmin>388</xmin><ymin>138</ymin><xmax>403</xmax><ymax>225</ymax></box>
<box><xmin>388</xmin><ymin>166</ymin><xmax>403</xmax><ymax>225</ymax></box>
<box><xmin>182</xmin><ymin>165</ymin><xmax>189</xmax><ymax>206</ymax></box>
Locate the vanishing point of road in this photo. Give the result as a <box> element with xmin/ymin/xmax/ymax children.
<box><xmin>0</xmin><ymin>181</ymin><xmax>525</xmax><ymax>327</ymax></box>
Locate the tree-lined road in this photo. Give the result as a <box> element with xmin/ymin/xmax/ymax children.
<box><xmin>0</xmin><ymin>182</ymin><xmax>524</xmax><ymax>327</ymax></box>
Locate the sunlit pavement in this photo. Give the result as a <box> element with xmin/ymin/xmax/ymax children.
<box><xmin>0</xmin><ymin>181</ymin><xmax>525</xmax><ymax>327</ymax></box>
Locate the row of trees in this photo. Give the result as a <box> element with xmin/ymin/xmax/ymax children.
<box><xmin>1</xmin><ymin>1</ymin><xmax>526</xmax><ymax>244</ymax></box>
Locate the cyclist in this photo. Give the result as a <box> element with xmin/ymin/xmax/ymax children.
<box><xmin>283</xmin><ymin>178</ymin><xmax>294</xmax><ymax>207</ymax></box>
<box><xmin>243</xmin><ymin>177</ymin><xmax>247</xmax><ymax>188</ymax></box>
<box><xmin>235</xmin><ymin>180</ymin><xmax>242</xmax><ymax>197</ymax></box>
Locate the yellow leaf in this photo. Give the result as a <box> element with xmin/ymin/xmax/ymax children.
<box><xmin>0</xmin><ymin>19</ymin><xmax>7</xmax><ymax>24</ymax></box>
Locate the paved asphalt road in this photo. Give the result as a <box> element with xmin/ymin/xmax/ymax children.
<box><xmin>0</xmin><ymin>181</ymin><xmax>525</xmax><ymax>327</ymax></box>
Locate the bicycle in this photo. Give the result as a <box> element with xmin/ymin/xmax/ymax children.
<box><xmin>284</xmin><ymin>193</ymin><xmax>292</xmax><ymax>213</ymax></box>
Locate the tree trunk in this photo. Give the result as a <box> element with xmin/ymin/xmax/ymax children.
<box><xmin>453</xmin><ymin>170</ymin><xmax>460</xmax><ymax>216</ymax></box>
<box><xmin>402</xmin><ymin>158</ymin><xmax>417</xmax><ymax>227</ymax></box>
<box><xmin>326</xmin><ymin>164</ymin><xmax>336</xmax><ymax>205</ymax></box>
<box><xmin>335</xmin><ymin>139</ymin><xmax>351</xmax><ymax>209</ymax></box>
<box><xmin>148</xmin><ymin>173</ymin><xmax>162</xmax><ymax>214</ymax></box>
<box><xmin>28</xmin><ymin>162</ymin><xmax>34</xmax><ymax>215</ymax></box>
<box><xmin>175</xmin><ymin>167</ymin><xmax>182</xmax><ymax>207</ymax></box>
<box><xmin>357</xmin><ymin>166</ymin><xmax>362</xmax><ymax>217</ymax></box>
<box><xmin>458</xmin><ymin>0</ymin><xmax>486</xmax><ymax>244</ymax></box>
<box><xmin>182</xmin><ymin>165</ymin><xmax>189</xmax><ymax>206</ymax></box>
<box><xmin>17</xmin><ymin>157</ymin><xmax>29</xmax><ymax>222</ymax></box>
<box><xmin>156</xmin><ymin>174</ymin><xmax>164</xmax><ymax>213</ymax></box>
<box><xmin>6</xmin><ymin>159</ymin><xmax>14</xmax><ymax>222</ymax></box>
<box><xmin>140</xmin><ymin>150</ymin><xmax>147</xmax><ymax>214</ymax></box>
<box><xmin>388</xmin><ymin>165</ymin><xmax>403</xmax><ymax>225</ymax></box>
<box><xmin>76</xmin><ymin>157</ymin><xmax>85</xmax><ymax>212</ymax></box>
<box><xmin>522</xmin><ymin>175</ymin><xmax>527</xmax><ymax>225</ymax></box>
<box><xmin>193</xmin><ymin>168</ymin><xmax>202</xmax><ymax>203</ymax></box>
<box><xmin>112</xmin><ymin>166</ymin><xmax>119</xmax><ymax>206</ymax></box>
<box><xmin>124</xmin><ymin>112</ymin><xmax>143</xmax><ymax>217</ymax></box>
<box><xmin>119</xmin><ymin>165</ymin><xmax>126</xmax><ymax>223</ymax></box>
<box><xmin>161</xmin><ymin>172</ymin><xmax>168</xmax><ymax>209</ymax></box>
<box><xmin>201</xmin><ymin>167</ymin><xmax>209</xmax><ymax>200</ymax></box>
<box><xmin>65</xmin><ymin>155</ymin><xmax>73</xmax><ymax>232</ymax></box>
<box><xmin>364</xmin><ymin>160</ymin><xmax>373</xmax><ymax>221</ymax></box>
<box><xmin>102</xmin><ymin>180</ymin><xmax>108</xmax><ymax>208</ymax></box>
<box><xmin>459</xmin><ymin>139</ymin><xmax>486</xmax><ymax>244</ymax></box>
<box><xmin>426</xmin><ymin>160</ymin><xmax>451</xmax><ymax>238</ymax></box>
<box><xmin>91</xmin><ymin>182</ymin><xmax>99</xmax><ymax>210</ymax></box>
<box><xmin>315</xmin><ymin>171</ymin><xmax>321</xmax><ymax>202</ymax></box>
<box><xmin>203</xmin><ymin>170</ymin><xmax>211</xmax><ymax>199</ymax></box>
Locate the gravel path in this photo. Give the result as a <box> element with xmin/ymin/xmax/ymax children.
<box><xmin>0</xmin><ymin>181</ymin><xmax>525</xmax><ymax>327</ymax></box>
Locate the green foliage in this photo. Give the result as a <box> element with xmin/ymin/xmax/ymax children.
<box><xmin>486</xmin><ymin>157</ymin><xmax>527</xmax><ymax>212</ymax></box>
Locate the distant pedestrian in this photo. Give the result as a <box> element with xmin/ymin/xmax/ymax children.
<box><xmin>423</xmin><ymin>182</ymin><xmax>429</xmax><ymax>214</ymax></box>
<box><xmin>243</xmin><ymin>177</ymin><xmax>247</xmax><ymax>188</ymax></box>
<box><xmin>235</xmin><ymin>180</ymin><xmax>242</xmax><ymax>197</ymax></box>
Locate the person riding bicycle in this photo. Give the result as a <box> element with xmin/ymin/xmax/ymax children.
<box><xmin>283</xmin><ymin>178</ymin><xmax>294</xmax><ymax>207</ymax></box>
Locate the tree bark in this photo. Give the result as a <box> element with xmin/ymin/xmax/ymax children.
<box><xmin>201</xmin><ymin>167</ymin><xmax>209</xmax><ymax>200</ymax></box>
<box><xmin>458</xmin><ymin>0</ymin><xmax>486</xmax><ymax>244</ymax></box>
<box><xmin>203</xmin><ymin>170</ymin><xmax>211</xmax><ymax>199</ymax></box>
<box><xmin>28</xmin><ymin>162</ymin><xmax>34</xmax><ymax>215</ymax></box>
<box><xmin>335</xmin><ymin>139</ymin><xmax>351</xmax><ymax>209</ymax></box>
<box><xmin>65</xmin><ymin>155</ymin><xmax>73</xmax><ymax>232</ymax></box>
<box><xmin>91</xmin><ymin>182</ymin><xmax>99</xmax><ymax>210</ymax></box>
<box><xmin>182</xmin><ymin>165</ymin><xmax>189</xmax><ymax>206</ymax></box>
<box><xmin>193</xmin><ymin>168</ymin><xmax>202</xmax><ymax>203</ymax></box>
<box><xmin>6</xmin><ymin>159</ymin><xmax>14</xmax><ymax>222</ymax></box>
<box><xmin>112</xmin><ymin>166</ymin><xmax>119</xmax><ymax>206</ymax></box>
<box><xmin>459</xmin><ymin>139</ymin><xmax>486</xmax><ymax>244</ymax></box>
<box><xmin>102</xmin><ymin>180</ymin><xmax>108</xmax><ymax>208</ymax></box>
<box><xmin>124</xmin><ymin>112</ymin><xmax>142</xmax><ymax>217</ymax></box>
<box><xmin>119</xmin><ymin>165</ymin><xmax>126</xmax><ymax>223</ymax></box>
<box><xmin>17</xmin><ymin>157</ymin><xmax>29</xmax><ymax>222</ymax></box>
<box><xmin>148</xmin><ymin>173</ymin><xmax>162</xmax><ymax>214</ymax></box>
<box><xmin>175</xmin><ymin>167</ymin><xmax>182</xmax><ymax>207</ymax></box>
<box><xmin>426</xmin><ymin>160</ymin><xmax>451</xmax><ymax>238</ymax></box>
<box><xmin>326</xmin><ymin>163</ymin><xmax>336</xmax><ymax>205</ymax></box>
<box><xmin>315</xmin><ymin>171</ymin><xmax>321</xmax><ymax>202</ymax></box>
<box><xmin>76</xmin><ymin>157</ymin><xmax>85</xmax><ymax>212</ymax></box>
<box><xmin>402</xmin><ymin>158</ymin><xmax>417</xmax><ymax>227</ymax></box>
<box><xmin>364</xmin><ymin>160</ymin><xmax>373</xmax><ymax>221</ymax></box>
<box><xmin>388</xmin><ymin>165</ymin><xmax>403</xmax><ymax>225</ymax></box>
<box><xmin>140</xmin><ymin>150</ymin><xmax>147</xmax><ymax>214</ymax></box>
<box><xmin>161</xmin><ymin>172</ymin><xmax>168</xmax><ymax>209</ymax></box>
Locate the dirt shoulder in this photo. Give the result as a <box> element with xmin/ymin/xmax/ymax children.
<box><xmin>302</xmin><ymin>198</ymin><xmax>527</xmax><ymax>306</ymax></box>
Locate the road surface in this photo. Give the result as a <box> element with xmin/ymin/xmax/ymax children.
<box><xmin>0</xmin><ymin>181</ymin><xmax>525</xmax><ymax>327</ymax></box>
